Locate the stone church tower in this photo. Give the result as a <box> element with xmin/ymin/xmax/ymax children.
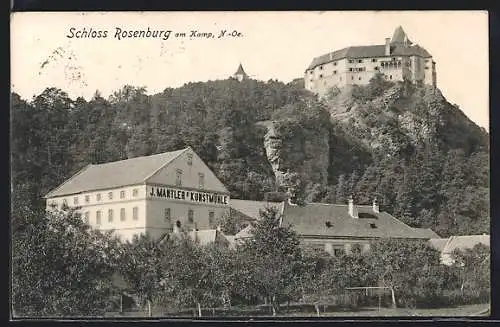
<box><xmin>233</xmin><ymin>63</ymin><xmax>249</xmax><ymax>81</ymax></box>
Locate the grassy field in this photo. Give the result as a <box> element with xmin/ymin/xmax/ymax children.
<box><xmin>106</xmin><ymin>303</ymin><xmax>490</xmax><ymax>318</ymax></box>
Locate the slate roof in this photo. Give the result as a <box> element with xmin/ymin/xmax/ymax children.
<box><xmin>45</xmin><ymin>148</ymin><xmax>188</xmax><ymax>197</ymax></box>
<box><xmin>428</xmin><ymin>238</ymin><xmax>449</xmax><ymax>252</ymax></box>
<box><xmin>413</xmin><ymin>227</ymin><xmax>441</xmax><ymax>239</ymax></box>
<box><xmin>230</xmin><ymin>199</ymin><xmax>283</xmax><ymax>220</ymax></box>
<box><xmin>281</xmin><ymin>202</ymin><xmax>428</xmax><ymax>239</ymax></box>
<box><xmin>441</xmin><ymin>235</ymin><xmax>490</xmax><ymax>254</ymax></box>
<box><xmin>391</xmin><ymin>26</ymin><xmax>413</xmax><ymax>45</ymax></box>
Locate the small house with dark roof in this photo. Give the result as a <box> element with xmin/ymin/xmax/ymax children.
<box><xmin>304</xmin><ymin>26</ymin><xmax>437</xmax><ymax>97</ymax></box>
<box><xmin>232</xmin><ymin>197</ymin><xmax>431</xmax><ymax>256</ymax></box>
<box><xmin>45</xmin><ymin>147</ymin><xmax>231</xmax><ymax>242</ymax></box>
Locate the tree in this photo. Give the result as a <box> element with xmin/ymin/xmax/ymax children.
<box><xmin>238</xmin><ymin>206</ymin><xmax>303</xmax><ymax>315</ymax></box>
<box><xmin>12</xmin><ymin>205</ymin><xmax>121</xmax><ymax>317</ymax></box>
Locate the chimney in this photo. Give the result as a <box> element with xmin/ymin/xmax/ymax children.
<box><xmin>372</xmin><ymin>198</ymin><xmax>379</xmax><ymax>213</ymax></box>
<box><xmin>385</xmin><ymin>38</ymin><xmax>391</xmax><ymax>56</ymax></box>
<box><xmin>348</xmin><ymin>195</ymin><xmax>358</xmax><ymax>218</ymax></box>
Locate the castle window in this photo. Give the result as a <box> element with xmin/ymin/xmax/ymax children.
<box><xmin>209</xmin><ymin>211</ymin><xmax>215</xmax><ymax>227</ymax></box>
<box><xmin>188</xmin><ymin>209</ymin><xmax>194</xmax><ymax>224</ymax></box>
<box><xmin>133</xmin><ymin>207</ymin><xmax>138</xmax><ymax>220</ymax></box>
<box><xmin>85</xmin><ymin>195</ymin><xmax>90</xmax><ymax>203</ymax></box>
<box><xmin>333</xmin><ymin>70</ymin><xmax>337</xmax><ymax>74</ymax></box>
<box><xmin>96</xmin><ymin>193</ymin><xmax>101</xmax><ymax>201</ymax></box>
<box><xmin>73</xmin><ymin>197</ymin><xmax>78</xmax><ymax>205</ymax></box>
<box><xmin>333</xmin><ymin>62</ymin><xmax>337</xmax><ymax>66</ymax></box>
<box><xmin>319</xmin><ymin>74</ymin><xmax>323</xmax><ymax>78</ymax></box>
<box><xmin>349</xmin><ymin>68</ymin><xmax>353</xmax><ymax>72</ymax></box>
<box><xmin>84</xmin><ymin>211</ymin><xmax>90</xmax><ymax>224</ymax></box>
<box><xmin>319</xmin><ymin>66</ymin><xmax>323</xmax><ymax>70</ymax></box>
<box><xmin>424</xmin><ymin>66</ymin><xmax>429</xmax><ymax>70</ymax></box>
<box><xmin>96</xmin><ymin>211</ymin><xmax>102</xmax><ymax>225</ymax></box>
<box><xmin>358</xmin><ymin>59</ymin><xmax>363</xmax><ymax>63</ymax></box>
<box><xmin>359</xmin><ymin>77</ymin><xmax>362</xmax><ymax>81</ymax></box>
<box><xmin>392</xmin><ymin>57</ymin><xmax>396</xmax><ymax>61</ymax></box>
<box><xmin>198</xmin><ymin>173</ymin><xmax>205</xmax><ymax>189</ymax></box>
<box><xmin>348</xmin><ymin>59</ymin><xmax>354</xmax><ymax>63</ymax></box>
<box><xmin>133</xmin><ymin>188</ymin><xmax>138</xmax><ymax>197</ymax></box>
<box><xmin>108</xmin><ymin>192</ymin><xmax>113</xmax><ymax>200</ymax></box>
<box><xmin>108</xmin><ymin>209</ymin><xmax>114</xmax><ymax>222</ymax></box>
<box><xmin>120</xmin><ymin>190</ymin><xmax>125</xmax><ymax>199</ymax></box>
<box><xmin>120</xmin><ymin>208</ymin><xmax>126</xmax><ymax>221</ymax></box>
<box><xmin>187</xmin><ymin>153</ymin><xmax>193</xmax><ymax>166</ymax></box>
<box><xmin>164</xmin><ymin>208</ymin><xmax>171</xmax><ymax>222</ymax></box>
<box><xmin>375</xmin><ymin>66</ymin><xmax>379</xmax><ymax>70</ymax></box>
<box><xmin>351</xmin><ymin>76</ymin><xmax>354</xmax><ymax>80</ymax></box>
<box><xmin>334</xmin><ymin>247</ymin><xmax>345</xmax><ymax>257</ymax></box>
<box><xmin>372</xmin><ymin>58</ymin><xmax>377</xmax><ymax>62</ymax></box>
<box><xmin>390</xmin><ymin>75</ymin><xmax>393</xmax><ymax>79</ymax></box>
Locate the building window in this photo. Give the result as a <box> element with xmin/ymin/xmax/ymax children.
<box><xmin>96</xmin><ymin>211</ymin><xmax>102</xmax><ymax>225</ymax></box>
<box><xmin>133</xmin><ymin>207</ymin><xmax>138</xmax><ymax>220</ymax></box>
<box><xmin>176</xmin><ymin>169</ymin><xmax>183</xmax><ymax>186</ymax></box>
<box><xmin>187</xmin><ymin>153</ymin><xmax>193</xmax><ymax>166</ymax></box>
<box><xmin>108</xmin><ymin>192</ymin><xmax>113</xmax><ymax>200</ymax></box>
<box><xmin>133</xmin><ymin>188</ymin><xmax>138</xmax><ymax>197</ymax></box>
<box><xmin>372</xmin><ymin>58</ymin><xmax>377</xmax><ymax>62</ymax></box>
<box><xmin>359</xmin><ymin>77</ymin><xmax>362</xmax><ymax>81</ymax></box>
<box><xmin>390</xmin><ymin>75</ymin><xmax>393</xmax><ymax>80</ymax></box>
<box><xmin>348</xmin><ymin>59</ymin><xmax>354</xmax><ymax>63</ymax></box>
<box><xmin>334</xmin><ymin>248</ymin><xmax>345</xmax><ymax>257</ymax></box>
<box><xmin>333</xmin><ymin>62</ymin><xmax>337</xmax><ymax>66</ymax></box>
<box><xmin>85</xmin><ymin>195</ymin><xmax>90</xmax><ymax>203</ymax></box>
<box><xmin>164</xmin><ymin>208</ymin><xmax>171</xmax><ymax>222</ymax></box>
<box><xmin>375</xmin><ymin>66</ymin><xmax>379</xmax><ymax>70</ymax></box>
<box><xmin>108</xmin><ymin>209</ymin><xmax>114</xmax><ymax>222</ymax></box>
<box><xmin>319</xmin><ymin>65</ymin><xmax>323</xmax><ymax>70</ymax></box>
<box><xmin>209</xmin><ymin>211</ymin><xmax>215</xmax><ymax>227</ymax></box>
<box><xmin>73</xmin><ymin>197</ymin><xmax>78</xmax><ymax>205</ymax></box>
<box><xmin>424</xmin><ymin>66</ymin><xmax>429</xmax><ymax>70</ymax></box>
<box><xmin>198</xmin><ymin>173</ymin><xmax>205</xmax><ymax>189</ymax></box>
<box><xmin>319</xmin><ymin>74</ymin><xmax>323</xmax><ymax>78</ymax></box>
<box><xmin>309</xmin><ymin>70</ymin><xmax>313</xmax><ymax>74</ymax></box>
<box><xmin>333</xmin><ymin>70</ymin><xmax>337</xmax><ymax>74</ymax></box>
<box><xmin>120</xmin><ymin>208</ymin><xmax>126</xmax><ymax>221</ymax></box>
<box><xmin>96</xmin><ymin>193</ymin><xmax>101</xmax><ymax>201</ymax></box>
<box><xmin>120</xmin><ymin>190</ymin><xmax>125</xmax><ymax>199</ymax></box>
<box><xmin>188</xmin><ymin>209</ymin><xmax>194</xmax><ymax>224</ymax></box>
<box><xmin>348</xmin><ymin>68</ymin><xmax>353</xmax><ymax>72</ymax></box>
<box><xmin>84</xmin><ymin>211</ymin><xmax>90</xmax><ymax>224</ymax></box>
<box><xmin>351</xmin><ymin>76</ymin><xmax>354</xmax><ymax>80</ymax></box>
<box><xmin>358</xmin><ymin>59</ymin><xmax>363</xmax><ymax>63</ymax></box>
<box><xmin>62</xmin><ymin>199</ymin><xmax>68</xmax><ymax>207</ymax></box>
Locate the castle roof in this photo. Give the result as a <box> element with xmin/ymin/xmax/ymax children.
<box><xmin>391</xmin><ymin>26</ymin><xmax>413</xmax><ymax>45</ymax></box>
<box><xmin>306</xmin><ymin>26</ymin><xmax>431</xmax><ymax>71</ymax></box>
<box><xmin>45</xmin><ymin>148</ymin><xmax>189</xmax><ymax>197</ymax></box>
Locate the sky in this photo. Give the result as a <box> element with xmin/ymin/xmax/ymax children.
<box><xmin>11</xmin><ymin>11</ymin><xmax>489</xmax><ymax>129</ymax></box>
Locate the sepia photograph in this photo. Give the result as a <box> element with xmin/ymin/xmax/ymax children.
<box><xmin>10</xmin><ymin>11</ymin><xmax>490</xmax><ymax>319</ymax></box>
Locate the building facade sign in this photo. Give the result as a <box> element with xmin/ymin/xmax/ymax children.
<box><xmin>148</xmin><ymin>185</ymin><xmax>229</xmax><ymax>205</ymax></box>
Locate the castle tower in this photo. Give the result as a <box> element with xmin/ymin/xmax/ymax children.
<box><xmin>233</xmin><ymin>63</ymin><xmax>249</xmax><ymax>82</ymax></box>
<box><xmin>390</xmin><ymin>26</ymin><xmax>412</xmax><ymax>47</ymax></box>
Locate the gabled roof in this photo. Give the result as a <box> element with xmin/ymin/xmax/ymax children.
<box><xmin>413</xmin><ymin>227</ymin><xmax>441</xmax><ymax>239</ymax></box>
<box><xmin>234</xmin><ymin>224</ymin><xmax>254</xmax><ymax>239</ymax></box>
<box><xmin>230</xmin><ymin>199</ymin><xmax>284</xmax><ymax>220</ymax></box>
<box><xmin>45</xmin><ymin>148</ymin><xmax>188</xmax><ymax>197</ymax></box>
<box><xmin>281</xmin><ymin>202</ymin><xmax>428</xmax><ymax>239</ymax></box>
<box><xmin>442</xmin><ymin>235</ymin><xmax>490</xmax><ymax>254</ymax></box>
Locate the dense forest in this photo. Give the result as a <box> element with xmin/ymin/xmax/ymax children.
<box><xmin>11</xmin><ymin>74</ymin><xmax>490</xmax><ymax>237</ymax></box>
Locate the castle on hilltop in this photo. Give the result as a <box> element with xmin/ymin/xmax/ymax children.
<box><xmin>304</xmin><ymin>26</ymin><xmax>437</xmax><ymax>97</ymax></box>
<box><xmin>233</xmin><ymin>63</ymin><xmax>249</xmax><ymax>82</ymax></box>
